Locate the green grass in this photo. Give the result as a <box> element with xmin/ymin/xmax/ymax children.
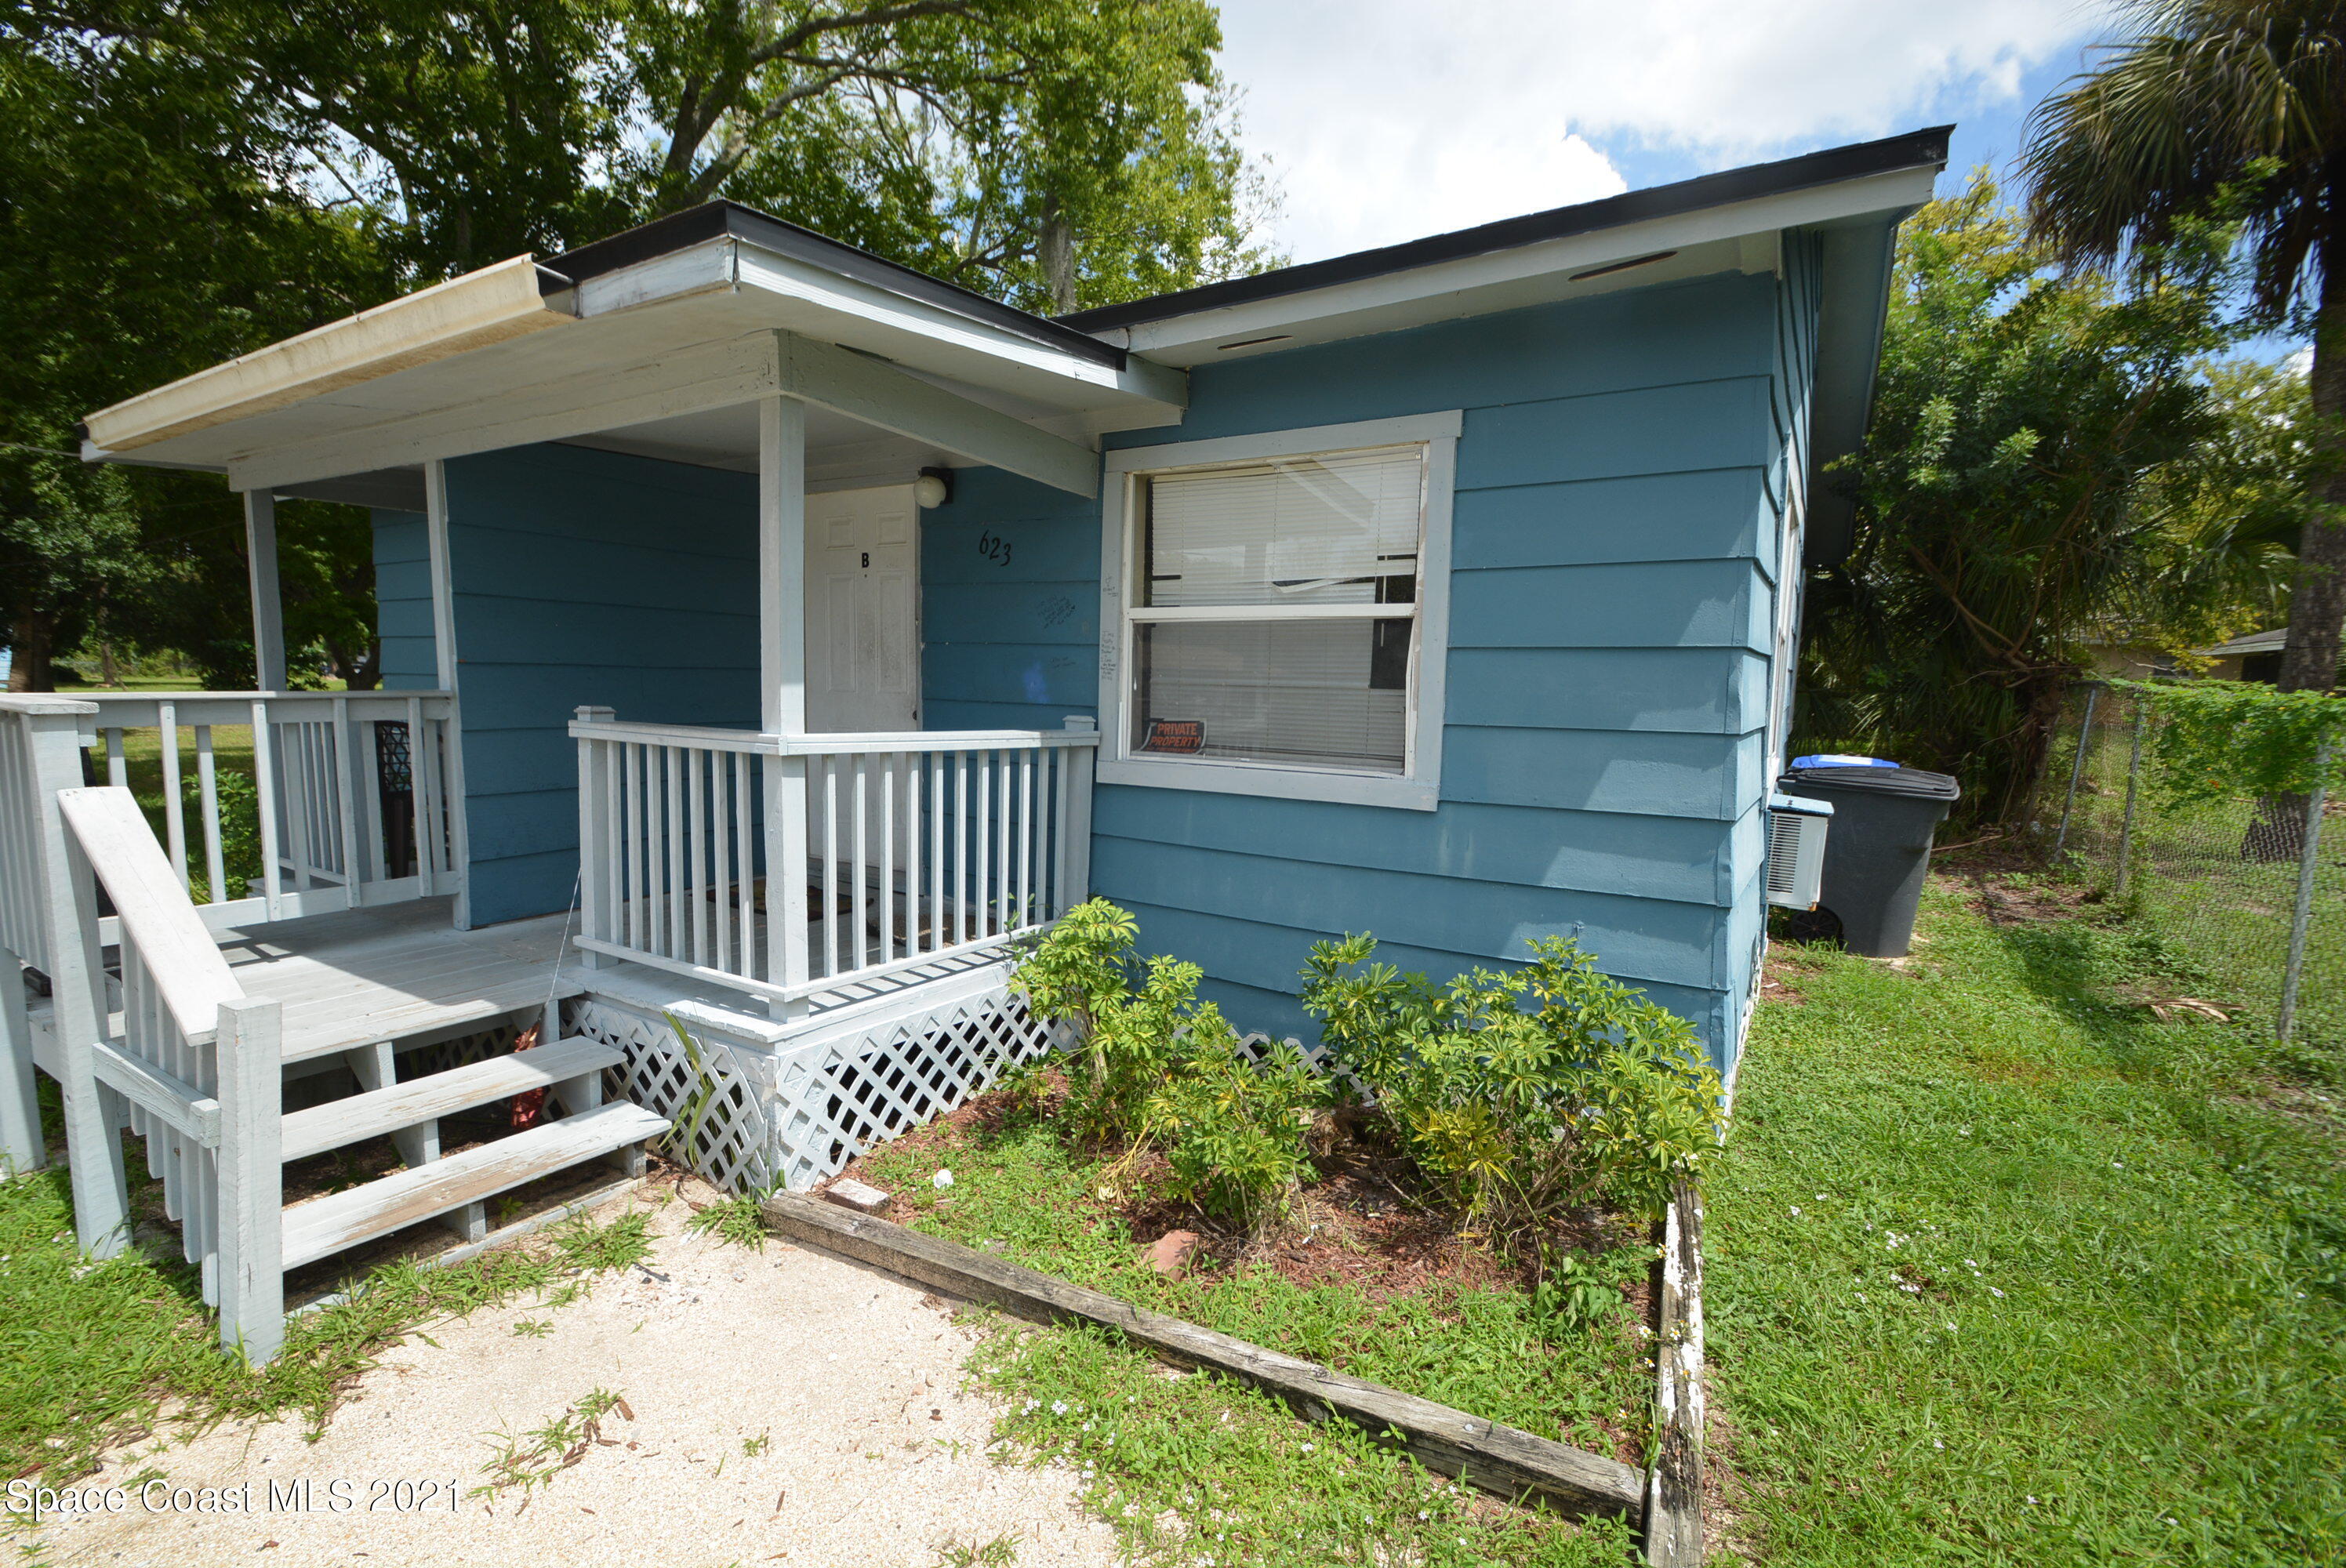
<box><xmin>964</xmin><ymin>1318</ymin><xmax>1636</xmax><ymax>1566</ymax></box>
<box><xmin>861</xmin><ymin>1109</ymin><xmax>1650</xmax><ymax>1565</ymax></box>
<box><xmin>0</xmin><ymin>1087</ymin><xmax>653</xmax><ymax>1502</ymax></box>
<box><xmin>1709</xmin><ymin>880</ymin><xmax>2345</xmax><ymax>1564</ymax></box>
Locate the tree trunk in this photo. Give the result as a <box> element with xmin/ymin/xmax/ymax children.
<box><xmin>1039</xmin><ymin>194</ymin><xmax>1076</xmax><ymax>315</ymax></box>
<box><xmin>5</xmin><ymin>600</ymin><xmax>54</xmax><ymax>692</ymax></box>
<box><xmin>2007</xmin><ymin>670</ymin><xmax>2072</xmax><ymax>829</ymax></box>
<box><xmin>2248</xmin><ymin>245</ymin><xmax>2344</xmax><ymax>858</ymax></box>
<box><xmin>2278</xmin><ymin>252</ymin><xmax>2346</xmax><ymax>693</ymax></box>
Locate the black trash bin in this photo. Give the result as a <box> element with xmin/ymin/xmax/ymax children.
<box><xmin>1775</xmin><ymin>763</ymin><xmax>1962</xmax><ymax>957</ymax></box>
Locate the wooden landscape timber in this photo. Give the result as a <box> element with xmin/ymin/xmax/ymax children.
<box><xmin>1644</xmin><ymin>1179</ymin><xmax>1708</xmax><ymax>1566</ymax></box>
<box><xmin>761</xmin><ymin>1189</ymin><xmax>1647</xmax><ymax>1522</ymax></box>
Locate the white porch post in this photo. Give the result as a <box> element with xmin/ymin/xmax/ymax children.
<box><xmin>424</xmin><ymin>459</ymin><xmax>472</xmax><ymax>927</ymax></box>
<box><xmin>758</xmin><ymin>397</ymin><xmax>812</xmax><ymax>1018</ymax></box>
<box><xmin>244</xmin><ymin>491</ymin><xmax>288</xmax><ymax>691</ymax></box>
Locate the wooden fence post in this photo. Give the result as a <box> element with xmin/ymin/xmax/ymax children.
<box><xmin>214</xmin><ymin>993</ymin><xmax>285</xmax><ymax>1364</ymax></box>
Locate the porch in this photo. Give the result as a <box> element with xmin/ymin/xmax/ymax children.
<box><xmin>0</xmin><ymin>679</ymin><xmax>1096</xmax><ymax>1364</ymax></box>
<box><xmin>9</xmin><ymin>207</ymin><xmax>1160</xmax><ymax>1363</ymax></box>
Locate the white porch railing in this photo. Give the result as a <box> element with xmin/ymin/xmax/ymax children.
<box><xmin>74</xmin><ymin>691</ymin><xmax>456</xmax><ymax>931</ymax></box>
<box><xmin>53</xmin><ymin>786</ymin><xmax>285</xmax><ymax>1361</ymax></box>
<box><xmin>568</xmin><ymin>710</ymin><xmax>1098</xmax><ymax>1013</ymax></box>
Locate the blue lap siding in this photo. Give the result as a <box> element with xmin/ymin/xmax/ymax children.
<box><xmin>377</xmin><ymin>255</ymin><xmax>1824</xmax><ymax>1069</ymax></box>
<box><xmin>434</xmin><ymin>445</ymin><xmax>761</xmax><ymax>926</ymax></box>
<box><xmin>923</xmin><ymin>265</ymin><xmax>1818</xmax><ymax>1070</ymax></box>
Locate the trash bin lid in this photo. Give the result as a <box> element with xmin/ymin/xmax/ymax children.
<box><xmin>1778</xmin><ymin>764</ymin><xmax>1961</xmax><ymax>802</ymax></box>
<box><xmin>1791</xmin><ymin>753</ymin><xmax>1900</xmax><ymax>769</ymax></box>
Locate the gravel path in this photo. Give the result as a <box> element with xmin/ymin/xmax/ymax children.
<box><xmin>39</xmin><ymin>1185</ymin><xmax>1123</xmax><ymax>1567</ymax></box>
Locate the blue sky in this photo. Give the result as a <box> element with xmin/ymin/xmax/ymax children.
<box><xmin>1211</xmin><ymin>1</ymin><xmax>2123</xmax><ymax>262</ymax></box>
<box><xmin>1208</xmin><ymin>3</ymin><xmax>2300</xmax><ymax>361</ymax></box>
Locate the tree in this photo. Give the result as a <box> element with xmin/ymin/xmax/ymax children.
<box><xmin>39</xmin><ymin>0</ymin><xmax>1275</xmax><ymax>306</ymax></box>
<box><xmin>2021</xmin><ymin>0</ymin><xmax>2346</xmax><ymax>695</ymax></box>
<box><xmin>0</xmin><ymin>20</ymin><xmax>387</xmax><ymax>689</ymax></box>
<box><xmin>1803</xmin><ymin>175</ymin><xmax>2264</xmax><ymax>819</ymax></box>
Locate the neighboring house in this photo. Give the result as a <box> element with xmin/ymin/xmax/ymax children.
<box><xmin>2195</xmin><ymin>627</ymin><xmax>2288</xmax><ymax>684</ymax></box>
<box><xmin>1</xmin><ymin>125</ymin><xmax>1946</xmax><ymax>1359</ymax></box>
<box><xmin>2082</xmin><ymin>643</ymin><xmax>2180</xmax><ymax>683</ymax></box>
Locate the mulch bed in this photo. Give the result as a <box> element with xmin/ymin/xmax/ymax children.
<box><xmin>833</xmin><ymin>1072</ymin><xmax>1657</xmax><ymax>1328</ymax></box>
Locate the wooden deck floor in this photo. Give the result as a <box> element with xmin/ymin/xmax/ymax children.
<box><xmin>211</xmin><ymin>898</ymin><xmax>577</xmax><ymax>1064</ymax></box>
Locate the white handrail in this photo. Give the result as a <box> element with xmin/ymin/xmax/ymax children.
<box><xmin>570</xmin><ymin>711</ymin><xmax>1098</xmax><ymax>1015</ymax></box>
<box><xmin>57</xmin><ymin>789</ymin><xmax>242</xmax><ymax>1040</ymax></box>
<box><xmin>567</xmin><ymin>718</ymin><xmax>1101</xmax><ymax>757</ymax></box>
<box><xmin>53</xmin><ymin>786</ymin><xmax>284</xmax><ymax>1362</ymax></box>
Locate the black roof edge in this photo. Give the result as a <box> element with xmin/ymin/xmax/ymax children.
<box><xmin>543</xmin><ymin>201</ymin><xmax>1128</xmax><ymax>371</ymax></box>
<box><xmin>1058</xmin><ymin>125</ymin><xmax>1952</xmax><ymax>335</ymax></box>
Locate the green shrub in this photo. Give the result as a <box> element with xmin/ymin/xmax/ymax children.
<box><xmin>1146</xmin><ymin>1016</ymin><xmax>1320</xmax><ymax>1227</ymax></box>
<box><xmin>1301</xmin><ymin>934</ymin><xmax>1721</xmax><ymax>1232</ymax></box>
<box><xmin>1013</xmin><ymin>898</ymin><xmax>1320</xmax><ymax>1224</ymax></box>
<box><xmin>181</xmin><ymin>768</ymin><xmax>263</xmax><ymax>904</ymax></box>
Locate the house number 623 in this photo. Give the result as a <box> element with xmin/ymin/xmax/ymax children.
<box><xmin>977</xmin><ymin>531</ymin><xmax>1013</xmax><ymax>567</ymax></box>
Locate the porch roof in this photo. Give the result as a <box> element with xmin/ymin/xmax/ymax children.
<box><xmin>78</xmin><ymin>125</ymin><xmax>1945</xmax><ymax>516</ymax></box>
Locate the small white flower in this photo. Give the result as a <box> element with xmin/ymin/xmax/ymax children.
<box><xmin>1051</xmin><ymin>1399</ymin><xmax>1069</xmax><ymax>1415</ymax></box>
<box><xmin>1300</xmin><ymin>1443</ymin><xmax>1314</xmax><ymax>1454</ymax></box>
<box><xmin>1789</xmin><ymin>1207</ymin><xmax>1801</xmax><ymax>1216</ymax></box>
<box><xmin>1856</xmin><ymin>1293</ymin><xmax>1867</xmax><ymax>1302</ymax></box>
<box><xmin>1991</xmin><ymin>1287</ymin><xmax>2006</xmax><ymax>1298</ymax></box>
<box><xmin>1964</xmin><ymin>1259</ymin><xmax>1977</xmax><ymax>1268</ymax></box>
<box><xmin>1418</xmin><ymin>1510</ymin><xmax>1430</xmax><ymax>1520</ymax></box>
<box><xmin>1934</xmin><ymin>1440</ymin><xmax>1944</xmax><ymax>1450</ymax></box>
<box><xmin>932</xmin><ymin>1168</ymin><xmax>955</xmax><ymax>1189</ymax></box>
<box><xmin>2028</xmin><ymin>1495</ymin><xmax>2038</xmax><ymax>1504</ymax></box>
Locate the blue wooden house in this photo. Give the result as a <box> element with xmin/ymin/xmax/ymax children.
<box><xmin>2</xmin><ymin>127</ymin><xmax>1944</xmax><ymax>1359</ymax></box>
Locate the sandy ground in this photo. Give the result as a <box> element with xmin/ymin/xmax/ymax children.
<box><xmin>34</xmin><ymin>1185</ymin><xmax>1123</xmax><ymax>1568</ymax></box>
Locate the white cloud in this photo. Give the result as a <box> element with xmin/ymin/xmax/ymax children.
<box><xmin>1215</xmin><ymin>0</ymin><xmax>2118</xmax><ymax>262</ymax></box>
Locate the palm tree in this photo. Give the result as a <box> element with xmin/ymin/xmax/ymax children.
<box><xmin>2022</xmin><ymin>0</ymin><xmax>2346</xmax><ymax>695</ymax></box>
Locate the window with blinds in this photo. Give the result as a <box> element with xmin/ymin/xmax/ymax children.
<box><xmin>1125</xmin><ymin>445</ymin><xmax>1426</xmax><ymax>774</ymax></box>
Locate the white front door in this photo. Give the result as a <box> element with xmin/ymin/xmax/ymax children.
<box><xmin>804</xmin><ymin>484</ymin><xmax>920</xmax><ymax>732</ymax></box>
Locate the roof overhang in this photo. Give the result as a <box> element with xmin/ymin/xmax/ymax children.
<box><xmin>83</xmin><ymin>256</ymin><xmax>573</xmax><ymax>456</ymax></box>
<box><xmin>81</xmin><ymin>129</ymin><xmax>1942</xmax><ymax>516</ymax></box>
<box><xmin>1058</xmin><ymin>128</ymin><xmax>1948</xmax><ymax>365</ymax></box>
<box><xmin>82</xmin><ymin>219</ymin><xmax>1188</xmax><ymax>500</ymax></box>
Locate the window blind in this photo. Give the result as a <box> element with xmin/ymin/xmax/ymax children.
<box><xmin>1143</xmin><ymin>445</ymin><xmax>1425</xmax><ymax>608</ymax></box>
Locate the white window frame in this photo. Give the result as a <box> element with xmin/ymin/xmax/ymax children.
<box><xmin>1096</xmin><ymin>411</ymin><xmax>1461</xmax><ymax>811</ymax></box>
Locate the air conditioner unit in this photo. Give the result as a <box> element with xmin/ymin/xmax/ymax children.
<box><xmin>1766</xmin><ymin>794</ymin><xmax>1833</xmax><ymax>910</ymax></box>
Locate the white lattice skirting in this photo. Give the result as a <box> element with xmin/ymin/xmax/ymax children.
<box><xmin>567</xmin><ymin>961</ymin><xmax>1067</xmax><ymax>1193</ymax></box>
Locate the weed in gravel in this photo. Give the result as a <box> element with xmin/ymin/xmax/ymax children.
<box><xmin>472</xmin><ymin>1386</ymin><xmax>625</xmax><ymax>1497</ymax></box>
<box><xmin>685</xmin><ymin>1192</ymin><xmax>772</xmax><ymax>1250</ymax></box>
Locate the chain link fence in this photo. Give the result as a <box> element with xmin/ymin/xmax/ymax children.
<box><xmin>2032</xmin><ymin>681</ymin><xmax>2341</xmax><ymax>1053</ymax></box>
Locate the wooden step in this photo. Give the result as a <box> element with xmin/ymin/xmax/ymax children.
<box><xmin>280</xmin><ymin>1037</ymin><xmax>622</xmax><ymax>1162</ymax></box>
<box><xmin>281</xmin><ymin>1102</ymin><xmax>669</xmax><ymax>1271</ymax></box>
